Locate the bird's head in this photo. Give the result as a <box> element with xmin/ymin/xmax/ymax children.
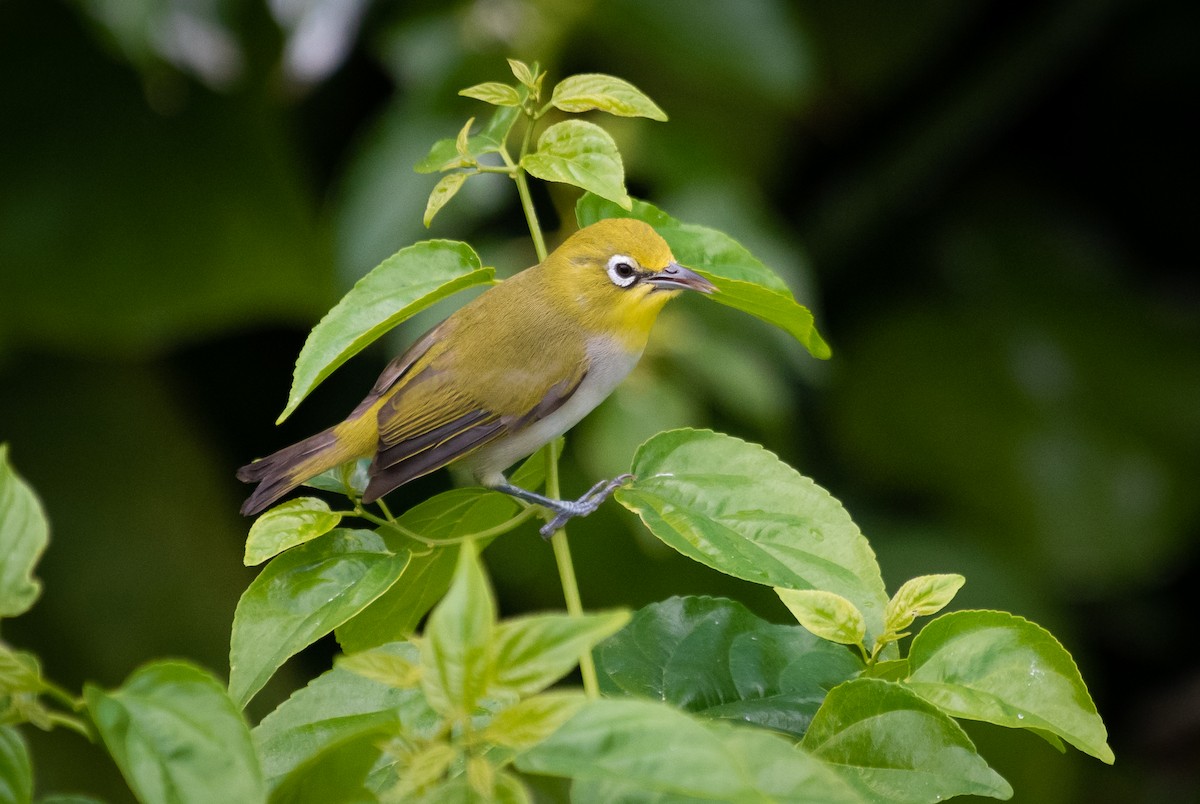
<box><xmin>544</xmin><ymin>218</ymin><xmax>714</xmax><ymax>343</ymax></box>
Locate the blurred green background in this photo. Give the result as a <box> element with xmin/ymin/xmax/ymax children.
<box><xmin>2</xmin><ymin>0</ymin><xmax>1197</xmax><ymax>800</ymax></box>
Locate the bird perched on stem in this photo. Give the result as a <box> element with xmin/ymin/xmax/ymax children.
<box><xmin>238</xmin><ymin>218</ymin><xmax>714</xmax><ymax>536</ymax></box>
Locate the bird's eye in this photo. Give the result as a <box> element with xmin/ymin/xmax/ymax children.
<box><xmin>606</xmin><ymin>255</ymin><xmax>640</xmax><ymax>288</ymax></box>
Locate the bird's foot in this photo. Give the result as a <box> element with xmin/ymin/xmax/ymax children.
<box><xmin>493</xmin><ymin>475</ymin><xmax>635</xmax><ymax>539</ymax></box>
<box><xmin>539</xmin><ymin>474</ymin><xmax>634</xmax><ymax>538</ymax></box>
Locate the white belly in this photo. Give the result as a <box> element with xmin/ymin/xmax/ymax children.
<box><xmin>463</xmin><ymin>337</ymin><xmax>640</xmax><ymax>486</ymax></box>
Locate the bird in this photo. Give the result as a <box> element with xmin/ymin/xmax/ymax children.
<box><xmin>237</xmin><ymin>217</ymin><xmax>714</xmax><ymax>536</ymax></box>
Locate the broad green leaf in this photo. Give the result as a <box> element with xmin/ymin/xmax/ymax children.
<box><xmin>267</xmin><ymin>727</ymin><xmax>388</xmax><ymax>804</ymax></box>
<box><xmin>421</xmin><ymin>540</ymin><xmax>495</xmax><ymax>717</ymax></box>
<box><xmin>459</xmin><ymin>82</ymin><xmax>522</xmax><ymax>107</ymax></box>
<box><xmin>0</xmin><ymin>725</ymin><xmax>32</xmax><ymax>804</ymax></box>
<box><xmin>803</xmin><ymin>679</ymin><xmax>1012</xmax><ymax>802</ymax></box>
<box><xmin>0</xmin><ymin>446</ymin><xmax>48</xmax><ymax>619</ymax></box>
<box><xmin>253</xmin><ymin>643</ymin><xmax>433</xmax><ymax>788</ymax></box>
<box><xmin>229</xmin><ymin>529</ymin><xmax>411</xmax><ymax>708</ymax></box>
<box><xmin>516</xmin><ymin>699</ymin><xmax>859</xmax><ymax>803</ymax></box>
<box><xmin>617</xmin><ymin>430</ymin><xmax>889</xmax><ymax>642</ymax></box>
<box><xmin>0</xmin><ymin>645</ymin><xmax>44</xmax><ymax>695</ymax></box>
<box><xmin>304</xmin><ymin>458</ymin><xmax>370</xmax><ymax>498</ymax></box>
<box><xmin>491</xmin><ymin>610</ymin><xmax>629</xmax><ymax>697</ymax></box>
<box><xmin>885</xmin><ymin>574</ymin><xmax>966</xmax><ymax>634</ymax></box>
<box><xmin>277</xmin><ymin>240</ymin><xmax>493</xmax><ymax>423</ymax></box>
<box><xmin>575</xmin><ymin>194</ymin><xmax>830</xmax><ymax>358</ymax></box>
<box><xmin>865</xmin><ymin>659</ymin><xmax>911</xmax><ymax>682</ymax></box>
<box><xmin>493</xmin><ymin>771</ymin><xmax>532</xmax><ymax>804</ymax></box>
<box><xmin>776</xmin><ymin>588</ymin><xmax>867</xmax><ymax>647</ymax></box>
<box><xmin>597</xmin><ymin>596</ymin><xmax>861</xmax><ymax>738</ymax></box>
<box><xmin>415</xmin><ymin>106</ymin><xmax>521</xmax><ymax>174</ymax></box>
<box><xmin>85</xmin><ymin>661</ymin><xmax>264</xmax><ymax>804</ymax></box>
<box><xmin>244</xmin><ymin>498</ymin><xmax>342</xmax><ymax>566</ymax></box>
<box><xmin>905</xmin><ymin>610</ymin><xmax>1114</xmax><ymax>763</ymax></box>
<box><xmin>423</xmin><ymin>173</ymin><xmax>469</xmax><ymax>228</ymax></box>
<box><xmin>521</xmin><ymin>121</ymin><xmax>631</xmax><ymax>209</ymax></box>
<box><xmin>550</xmin><ymin>74</ymin><xmax>667</xmax><ymax>120</ymax></box>
<box><xmin>337</xmin><ymin>647</ymin><xmax>421</xmax><ymax>689</ymax></box>
<box><xmin>334</xmin><ymin>489</ymin><xmax>519</xmax><ymax>653</ymax></box>
<box><xmin>37</xmin><ymin>796</ymin><xmax>106</xmax><ymax>804</ymax></box>
<box><xmin>481</xmin><ymin>692</ymin><xmax>588</xmax><ymax>750</ymax></box>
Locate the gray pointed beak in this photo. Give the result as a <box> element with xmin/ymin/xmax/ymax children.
<box><xmin>645</xmin><ymin>262</ymin><xmax>716</xmax><ymax>293</ymax></box>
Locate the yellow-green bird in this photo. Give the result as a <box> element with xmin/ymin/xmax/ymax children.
<box><xmin>238</xmin><ymin>218</ymin><xmax>713</xmax><ymax>536</ymax></box>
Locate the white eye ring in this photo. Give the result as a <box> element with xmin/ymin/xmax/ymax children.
<box><xmin>606</xmin><ymin>254</ymin><xmax>640</xmax><ymax>287</ymax></box>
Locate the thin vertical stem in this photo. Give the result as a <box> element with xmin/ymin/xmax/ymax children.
<box><xmin>513</xmin><ymin>117</ymin><xmax>547</xmax><ymax>261</ymax></box>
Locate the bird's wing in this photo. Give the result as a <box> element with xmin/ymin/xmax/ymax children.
<box><xmin>362</xmin><ymin>356</ymin><xmax>588</xmax><ymax>502</ymax></box>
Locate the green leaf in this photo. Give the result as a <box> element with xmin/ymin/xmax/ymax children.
<box><xmin>303</xmin><ymin>458</ymin><xmax>370</xmax><ymax>498</ymax></box>
<box><xmin>481</xmin><ymin>691</ymin><xmax>588</xmax><ymax>750</ymax></box>
<box><xmin>776</xmin><ymin>588</ymin><xmax>867</xmax><ymax>647</ymax></box>
<box><xmin>421</xmin><ymin>540</ymin><xmax>495</xmax><ymax>717</ymax></box>
<box><xmin>597</xmin><ymin>596</ymin><xmax>861</xmax><ymax>739</ymax></box>
<box><xmin>334</xmin><ymin>489</ymin><xmax>519</xmax><ymax>653</ymax></box>
<box><xmin>0</xmin><ymin>446</ymin><xmax>48</xmax><ymax>619</ymax></box>
<box><xmin>277</xmin><ymin>241</ymin><xmax>493</xmax><ymax>423</ymax></box>
<box><xmin>0</xmin><ymin>725</ymin><xmax>32</xmax><ymax>804</ymax></box>
<box><xmin>423</xmin><ymin>173</ymin><xmax>469</xmax><ymax>228</ymax></box>
<box><xmin>229</xmin><ymin>529</ymin><xmax>410</xmax><ymax>708</ymax></box>
<box><xmin>550</xmin><ymin>74</ymin><xmax>667</xmax><ymax>120</ymax></box>
<box><xmin>516</xmin><ymin>699</ymin><xmax>859</xmax><ymax>803</ymax></box>
<box><xmin>459</xmin><ymin>82</ymin><xmax>522</xmax><ymax>107</ymax></box>
<box><xmin>521</xmin><ymin>121</ymin><xmax>631</xmax><ymax>209</ymax></box>
<box><xmin>905</xmin><ymin>610</ymin><xmax>1114</xmax><ymax>764</ymax></box>
<box><xmin>506</xmin><ymin>59</ymin><xmax>537</xmax><ymax>89</ymax></box>
<box><xmin>337</xmin><ymin>647</ymin><xmax>421</xmax><ymax>689</ymax></box>
<box><xmin>0</xmin><ymin>645</ymin><xmax>45</xmax><ymax>695</ymax></box>
<box><xmin>415</xmin><ymin>106</ymin><xmax>521</xmax><ymax>174</ymax></box>
<box><xmin>267</xmin><ymin>727</ymin><xmax>388</xmax><ymax>804</ymax></box>
<box><xmin>244</xmin><ymin>498</ymin><xmax>343</xmax><ymax>566</ymax></box>
<box><xmin>885</xmin><ymin>574</ymin><xmax>966</xmax><ymax>634</ymax></box>
<box><xmin>253</xmin><ymin>642</ymin><xmax>433</xmax><ymax>789</ymax></box>
<box><xmin>803</xmin><ymin>678</ymin><xmax>1013</xmax><ymax>802</ymax></box>
<box><xmin>865</xmin><ymin>659</ymin><xmax>911</xmax><ymax>682</ymax></box>
<box><xmin>85</xmin><ymin>661</ymin><xmax>265</xmax><ymax>804</ymax></box>
<box><xmin>617</xmin><ymin>429</ymin><xmax>889</xmax><ymax>642</ymax></box>
<box><xmin>575</xmin><ymin>194</ymin><xmax>831</xmax><ymax>359</ymax></box>
<box><xmin>491</xmin><ymin>610</ymin><xmax>629</xmax><ymax>697</ymax></box>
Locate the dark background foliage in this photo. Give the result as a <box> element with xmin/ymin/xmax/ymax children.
<box><xmin>1</xmin><ymin>0</ymin><xmax>1196</xmax><ymax>800</ymax></box>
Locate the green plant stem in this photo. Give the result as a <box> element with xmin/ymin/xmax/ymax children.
<box><xmin>508</xmin><ymin>118</ymin><xmax>547</xmax><ymax>261</ymax></box>
<box><xmin>545</xmin><ymin>442</ymin><xmax>600</xmax><ymax>699</ymax></box>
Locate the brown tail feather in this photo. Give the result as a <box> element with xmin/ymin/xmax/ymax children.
<box><xmin>237</xmin><ymin>417</ymin><xmax>373</xmax><ymax>515</ymax></box>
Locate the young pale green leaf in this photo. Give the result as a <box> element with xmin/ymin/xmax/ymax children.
<box><xmin>491</xmin><ymin>610</ymin><xmax>630</xmax><ymax>697</ymax></box>
<box><xmin>0</xmin><ymin>725</ymin><xmax>32</xmax><ymax>804</ymax></box>
<box><xmin>507</xmin><ymin>59</ymin><xmax>537</xmax><ymax>89</ymax></box>
<box><xmin>803</xmin><ymin>678</ymin><xmax>1013</xmax><ymax>802</ymax></box>
<box><xmin>865</xmin><ymin>659</ymin><xmax>911</xmax><ymax>682</ymax></box>
<box><xmin>277</xmin><ymin>240</ymin><xmax>494</xmax><ymax>423</ymax></box>
<box><xmin>459</xmin><ymin>82</ymin><xmax>522</xmax><ymax>107</ymax></box>
<box><xmin>597</xmin><ymin>596</ymin><xmax>861</xmax><ymax>739</ymax></box>
<box><xmin>776</xmin><ymin>588</ymin><xmax>867</xmax><ymax>647</ymax></box>
<box><xmin>253</xmin><ymin>642</ymin><xmax>433</xmax><ymax>789</ymax></box>
<box><xmin>334</xmin><ymin>488</ymin><xmax>519</xmax><ymax>653</ymax></box>
<box><xmin>0</xmin><ymin>645</ymin><xmax>45</xmax><ymax>695</ymax></box>
<box><xmin>885</xmin><ymin>574</ymin><xmax>966</xmax><ymax>634</ymax></box>
<box><xmin>616</xmin><ymin>430</ymin><xmax>889</xmax><ymax>642</ymax></box>
<box><xmin>337</xmin><ymin>647</ymin><xmax>422</xmax><ymax>689</ymax></box>
<box><xmin>905</xmin><ymin>610</ymin><xmax>1114</xmax><ymax>764</ymax></box>
<box><xmin>415</xmin><ymin>105</ymin><xmax>521</xmax><ymax>174</ymax></box>
<box><xmin>423</xmin><ymin>172</ymin><xmax>469</xmax><ymax>228</ymax></box>
<box><xmin>454</xmin><ymin>117</ymin><xmax>474</xmax><ymax>158</ymax></box>
<box><xmin>421</xmin><ymin>540</ymin><xmax>496</xmax><ymax>717</ymax></box>
<box><xmin>550</xmin><ymin>74</ymin><xmax>667</xmax><ymax>120</ymax></box>
<box><xmin>516</xmin><ymin>698</ymin><xmax>860</xmax><ymax>803</ymax></box>
<box><xmin>243</xmin><ymin>497</ymin><xmax>342</xmax><ymax>566</ymax></box>
<box><xmin>481</xmin><ymin>691</ymin><xmax>588</xmax><ymax>750</ymax></box>
<box><xmin>576</xmin><ymin>194</ymin><xmax>831</xmax><ymax>358</ymax></box>
<box><xmin>85</xmin><ymin>661</ymin><xmax>265</xmax><ymax>804</ymax></box>
<box><xmin>0</xmin><ymin>446</ymin><xmax>48</xmax><ymax>619</ymax></box>
<box><xmin>229</xmin><ymin>529</ymin><xmax>410</xmax><ymax>708</ymax></box>
<box><xmin>521</xmin><ymin>121</ymin><xmax>631</xmax><ymax>209</ymax></box>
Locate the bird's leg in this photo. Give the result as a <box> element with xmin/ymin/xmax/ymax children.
<box><xmin>495</xmin><ymin>474</ymin><xmax>635</xmax><ymax>539</ymax></box>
